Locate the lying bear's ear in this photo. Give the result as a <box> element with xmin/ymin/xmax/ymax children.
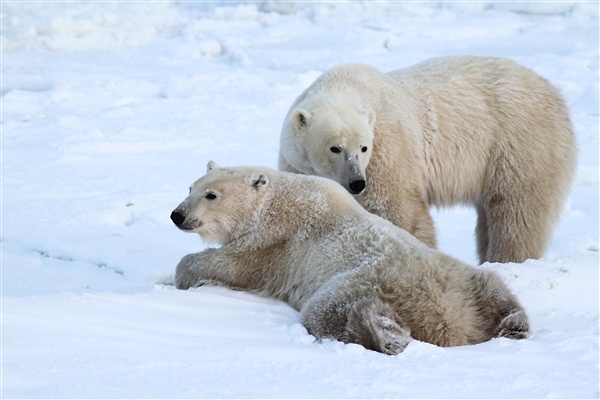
<box><xmin>292</xmin><ymin>109</ymin><xmax>311</xmax><ymax>132</ymax></box>
<box><xmin>207</xmin><ymin>160</ymin><xmax>221</xmax><ymax>172</ymax></box>
<box><xmin>367</xmin><ymin>108</ymin><xmax>376</xmax><ymax>129</ymax></box>
<box><xmin>248</xmin><ymin>173</ymin><xmax>268</xmax><ymax>189</ymax></box>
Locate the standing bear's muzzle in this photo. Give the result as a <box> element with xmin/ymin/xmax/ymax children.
<box><xmin>341</xmin><ymin>155</ymin><xmax>367</xmax><ymax>195</ymax></box>
<box><xmin>348</xmin><ymin>179</ymin><xmax>366</xmax><ymax>194</ymax></box>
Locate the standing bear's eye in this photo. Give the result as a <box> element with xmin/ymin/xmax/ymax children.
<box><xmin>361</xmin><ymin>146</ymin><xmax>368</xmax><ymax>153</ymax></box>
<box><xmin>330</xmin><ymin>146</ymin><xmax>342</xmax><ymax>154</ymax></box>
<box><xmin>204</xmin><ymin>191</ymin><xmax>217</xmax><ymax>200</ymax></box>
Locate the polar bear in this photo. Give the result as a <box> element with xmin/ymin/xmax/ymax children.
<box><xmin>170</xmin><ymin>162</ymin><xmax>530</xmax><ymax>355</ymax></box>
<box><xmin>278</xmin><ymin>56</ymin><xmax>577</xmax><ymax>264</ymax></box>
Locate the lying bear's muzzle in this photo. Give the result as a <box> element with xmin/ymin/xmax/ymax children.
<box><xmin>171</xmin><ymin>209</ymin><xmax>202</xmax><ymax>231</ymax></box>
<box><xmin>170</xmin><ymin>210</ymin><xmax>186</xmax><ymax>227</ymax></box>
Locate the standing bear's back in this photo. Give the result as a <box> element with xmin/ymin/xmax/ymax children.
<box><xmin>388</xmin><ymin>56</ymin><xmax>575</xmax><ymax>207</ymax></box>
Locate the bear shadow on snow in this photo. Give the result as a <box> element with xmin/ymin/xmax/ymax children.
<box><xmin>170</xmin><ymin>162</ymin><xmax>530</xmax><ymax>355</ymax></box>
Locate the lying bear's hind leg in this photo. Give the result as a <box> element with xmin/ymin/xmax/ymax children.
<box><xmin>345</xmin><ymin>298</ymin><xmax>411</xmax><ymax>355</ymax></box>
<box><xmin>300</xmin><ymin>285</ymin><xmax>411</xmax><ymax>354</ymax></box>
<box><xmin>496</xmin><ymin>309</ymin><xmax>531</xmax><ymax>340</ymax></box>
<box><xmin>474</xmin><ymin>270</ymin><xmax>532</xmax><ymax>341</ymax></box>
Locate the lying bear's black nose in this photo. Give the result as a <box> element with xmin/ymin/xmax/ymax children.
<box><xmin>349</xmin><ymin>179</ymin><xmax>366</xmax><ymax>194</ymax></box>
<box><xmin>170</xmin><ymin>211</ymin><xmax>185</xmax><ymax>227</ymax></box>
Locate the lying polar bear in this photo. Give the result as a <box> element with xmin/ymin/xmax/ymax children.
<box><xmin>171</xmin><ymin>162</ymin><xmax>530</xmax><ymax>355</ymax></box>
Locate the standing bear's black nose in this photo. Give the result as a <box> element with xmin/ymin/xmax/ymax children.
<box><xmin>349</xmin><ymin>179</ymin><xmax>366</xmax><ymax>194</ymax></box>
<box><xmin>170</xmin><ymin>211</ymin><xmax>186</xmax><ymax>227</ymax></box>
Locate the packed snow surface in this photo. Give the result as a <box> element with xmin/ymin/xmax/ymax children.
<box><xmin>2</xmin><ymin>2</ymin><xmax>598</xmax><ymax>398</ymax></box>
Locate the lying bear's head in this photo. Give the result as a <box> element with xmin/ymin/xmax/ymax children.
<box><xmin>282</xmin><ymin>92</ymin><xmax>375</xmax><ymax>195</ymax></box>
<box><xmin>170</xmin><ymin>161</ymin><xmax>269</xmax><ymax>245</ymax></box>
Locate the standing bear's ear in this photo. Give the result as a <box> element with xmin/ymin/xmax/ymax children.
<box><xmin>291</xmin><ymin>109</ymin><xmax>312</xmax><ymax>132</ymax></box>
<box><xmin>207</xmin><ymin>160</ymin><xmax>221</xmax><ymax>172</ymax></box>
<box><xmin>247</xmin><ymin>173</ymin><xmax>268</xmax><ymax>189</ymax></box>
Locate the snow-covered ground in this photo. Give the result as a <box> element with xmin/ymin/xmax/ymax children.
<box><xmin>2</xmin><ymin>2</ymin><xmax>598</xmax><ymax>398</ymax></box>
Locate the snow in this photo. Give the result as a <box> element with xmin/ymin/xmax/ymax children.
<box><xmin>1</xmin><ymin>1</ymin><xmax>598</xmax><ymax>398</ymax></box>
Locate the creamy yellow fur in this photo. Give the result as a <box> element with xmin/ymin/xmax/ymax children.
<box><xmin>171</xmin><ymin>164</ymin><xmax>530</xmax><ymax>355</ymax></box>
<box><xmin>279</xmin><ymin>56</ymin><xmax>577</xmax><ymax>263</ymax></box>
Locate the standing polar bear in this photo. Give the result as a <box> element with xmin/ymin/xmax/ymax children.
<box><xmin>171</xmin><ymin>162</ymin><xmax>530</xmax><ymax>355</ymax></box>
<box><xmin>279</xmin><ymin>56</ymin><xmax>577</xmax><ymax>264</ymax></box>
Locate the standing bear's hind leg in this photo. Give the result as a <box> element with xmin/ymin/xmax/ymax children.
<box><xmin>479</xmin><ymin>128</ymin><xmax>573</xmax><ymax>265</ymax></box>
<box><xmin>479</xmin><ymin>117</ymin><xmax>575</xmax><ymax>264</ymax></box>
<box><xmin>481</xmin><ymin>191</ymin><xmax>552</xmax><ymax>264</ymax></box>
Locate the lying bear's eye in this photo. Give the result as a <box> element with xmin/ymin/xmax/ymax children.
<box><xmin>330</xmin><ymin>146</ymin><xmax>342</xmax><ymax>154</ymax></box>
<box><xmin>204</xmin><ymin>191</ymin><xmax>217</xmax><ymax>200</ymax></box>
<box><xmin>361</xmin><ymin>146</ymin><xmax>368</xmax><ymax>153</ymax></box>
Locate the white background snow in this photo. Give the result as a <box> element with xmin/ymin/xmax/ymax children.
<box><xmin>2</xmin><ymin>1</ymin><xmax>598</xmax><ymax>398</ymax></box>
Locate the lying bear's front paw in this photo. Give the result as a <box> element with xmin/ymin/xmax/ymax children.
<box><xmin>175</xmin><ymin>254</ymin><xmax>201</xmax><ymax>290</ymax></box>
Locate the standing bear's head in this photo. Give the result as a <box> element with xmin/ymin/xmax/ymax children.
<box><xmin>170</xmin><ymin>161</ymin><xmax>269</xmax><ymax>246</ymax></box>
<box><xmin>280</xmin><ymin>91</ymin><xmax>376</xmax><ymax>195</ymax></box>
